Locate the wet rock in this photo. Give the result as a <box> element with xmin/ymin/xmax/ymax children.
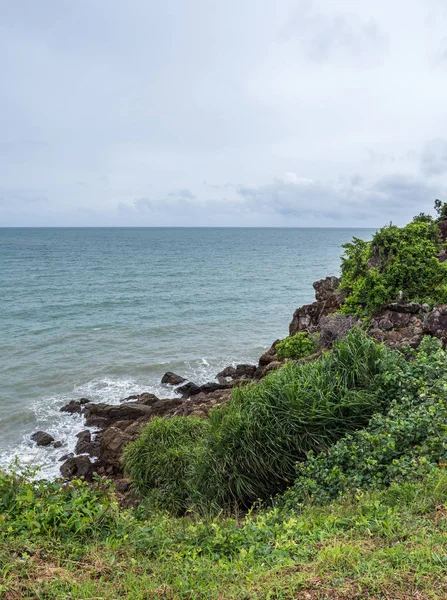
<box><xmin>60</xmin><ymin>398</ymin><xmax>90</xmax><ymax>414</ymax></box>
<box><xmin>121</xmin><ymin>394</ymin><xmax>139</xmax><ymax>402</ymax></box>
<box><xmin>161</xmin><ymin>372</ymin><xmax>186</xmax><ymax>385</ymax></box>
<box><xmin>216</xmin><ymin>364</ymin><xmax>257</xmax><ymax>383</ymax></box>
<box><xmin>31</xmin><ymin>431</ymin><xmax>55</xmax><ymax>447</ymax></box>
<box><xmin>199</xmin><ymin>382</ymin><xmax>230</xmax><ymax>394</ymax></box>
<box><xmin>53</xmin><ymin>441</ymin><xmax>63</xmax><ymax>449</ymax></box>
<box><xmin>75</xmin><ymin>430</ymin><xmax>100</xmax><ymax>456</ymax></box>
<box><xmin>177</xmin><ymin>382</ymin><xmax>202</xmax><ymax>397</ymax></box>
<box><xmin>60</xmin><ymin>455</ymin><xmax>94</xmax><ymax>479</ymax></box>
<box><xmin>59</xmin><ymin>452</ymin><xmax>74</xmax><ymax>462</ymax></box>
<box><xmin>136</xmin><ymin>393</ymin><xmax>160</xmax><ymax>406</ymax></box>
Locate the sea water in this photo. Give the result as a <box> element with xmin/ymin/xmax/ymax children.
<box><xmin>0</xmin><ymin>227</ymin><xmax>374</xmax><ymax>477</ymax></box>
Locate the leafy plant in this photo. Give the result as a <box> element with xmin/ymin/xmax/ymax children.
<box><xmin>340</xmin><ymin>217</ymin><xmax>447</xmax><ymax>316</ymax></box>
<box><xmin>276</xmin><ymin>332</ymin><xmax>319</xmax><ymax>360</ymax></box>
<box><xmin>123</xmin><ymin>416</ymin><xmax>209</xmax><ymax>515</ymax></box>
<box><xmin>283</xmin><ymin>336</ymin><xmax>447</xmax><ymax>508</ymax></box>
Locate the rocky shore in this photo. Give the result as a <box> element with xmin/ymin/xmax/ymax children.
<box><xmin>30</xmin><ymin>275</ymin><xmax>447</xmax><ymax>491</ymax></box>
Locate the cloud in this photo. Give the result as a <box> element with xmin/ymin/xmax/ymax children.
<box><xmin>278</xmin><ymin>0</ymin><xmax>388</xmax><ymax>65</ymax></box>
<box><xmin>236</xmin><ymin>173</ymin><xmax>444</xmax><ymax>223</ymax></box>
<box><xmin>421</xmin><ymin>139</ymin><xmax>447</xmax><ymax>176</ymax></box>
<box><xmin>0</xmin><ymin>187</ymin><xmax>49</xmax><ymax>205</ymax></box>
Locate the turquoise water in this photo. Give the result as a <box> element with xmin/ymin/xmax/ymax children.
<box><xmin>0</xmin><ymin>227</ymin><xmax>374</xmax><ymax>476</ymax></box>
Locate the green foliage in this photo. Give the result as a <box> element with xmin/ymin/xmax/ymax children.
<box><xmin>123</xmin><ymin>416</ymin><xmax>209</xmax><ymax>514</ymax></box>
<box><xmin>340</xmin><ymin>219</ymin><xmax>447</xmax><ymax>316</ymax></box>
<box><xmin>283</xmin><ymin>336</ymin><xmax>447</xmax><ymax>508</ymax></box>
<box><xmin>0</xmin><ymin>463</ymin><xmax>120</xmax><ymax>540</ymax></box>
<box><xmin>276</xmin><ymin>331</ymin><xmax>319</xmax><ymax>360</ymax></box>
<box><xmin>191</xmin><ymin>329</ymin><xmax>398</xmax><ymax>510</ymax></box>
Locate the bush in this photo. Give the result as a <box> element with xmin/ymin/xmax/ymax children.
<box><xmin>283</xmin><ymin>336</ymin><xmax>447</xmax><ymax>508</ymax></box>
<box><xmin>123</xmin><ymin>417</ymin><xmax>210</xmax><ymax>515</ymax></box>
<box><xmin>191</xmin><ymin>329</ymin><xmax>399</xmax><ymax>510</ymax></box>
<box><xmin>340</xmin><ymin>218</ymin><xmax>447</xmax><ymax>316</ymax></box>
<box><xmin>276</xmin><ymin>332</ymin><xmax>319</xmax><ymax>360</ymax></box>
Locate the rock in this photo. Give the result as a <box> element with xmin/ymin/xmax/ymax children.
<box><xmin>319</xmin><ymin>314</ymin><xmax>358</xmax><ymax>346</ymax></box>
<box><xmin>121</xmin><ymin>394</ymin><xmax>139</xmax><ymax>402</ymax></box>
<box><xmin>84</xmin><ymin>398</ymin><xmax>183</xmax><ymax>428</ymax></box>
<box><xmin>60</xmin><ymin>455</ymin><xmax>93</xmax><ymax>480</ymax></box>
<box><xmin>216</xmin><ymin>364</ymin><xmax>257</xmax><ymax>383</ymax></box>
<box><xmin>75</xmin><ymin>430</ymin><xmax>99</xmax><ymax>456</ymax></box>
<box><xmin>53</xmin><ymin>441</ymin><xmax>63</xmax><ymax>449</ymax></box>
<box><xmin>59</xmin><ymin>452</ymin><xmax>74</xmax><ymax>462</ymax></box>
<box><xmin>161</xmin><ymin>372</ymin><xmax>187</xmax><ymax>385</ymax></box>
<box><xmin>99</xmin><ymin>427</ymin><xmax>134</xmax><ymax>469</ymax></box>
<box><xmin>313</xmin><ymin>276</ymin><xmax>341</xmax><ymax>301</ymax></box>
<box><xmin>198</xmin><ymin>382</ymin><xmax>230</xmax><ymax>394</ymax></box>
<box><xmin>136</xmin><ymin>393</ymin><xmax>160</xmax><ymax>406</ymax></box>
<box><xmin>31</xmin><ymin>431</ymin><xmax>55</xmax><ymax>447</ymax></box>
<box><xmin>424</xmin><ymin>305</ymin><xmax>447</xmax><ymax>339</ymax></box>
<box><xmin>176</xmin><ymin>382</ymin><xmax>202</xmax><ymax>397</ymax></box>
<box><xmin>114</xmin><ymin>478</ymin><xmax>132</xmax><ymax>493</ymax></box>
<box><xmin>386</xmin><ymin>302</ymin><xmax>422</xmax><ymax>314</ymax></box>
<box><xmin>60</xmin><ymin>398</ymin><xmax>90</xmax><ymax>414</ymax></box>
<box><xmin>258</xmin><ymin>341</ymin><xmax>280</xmax><ymax>367</ymax></box>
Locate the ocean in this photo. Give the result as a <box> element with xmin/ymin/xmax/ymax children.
<box><xmin>0</xmin><ymin>227</ymin><xmax>374</xmax><ymax>477</ymax></box>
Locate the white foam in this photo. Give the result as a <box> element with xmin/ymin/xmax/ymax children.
<box><xmin>0</xmin><ymin>352</ymin><xmax>260</xmax><ymax>480</ymax></box>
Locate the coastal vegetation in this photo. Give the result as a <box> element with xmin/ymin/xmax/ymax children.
<box><xmin>4</xmin><ymin>205</ymin><xmax>447</xmax><ymax>598</ymax></box>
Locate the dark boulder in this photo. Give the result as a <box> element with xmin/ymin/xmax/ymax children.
<box><xmin>177</xmin><ymin>382</ymin><xmax>202</xmax><ymax>397</ymax></box>
<box><xmin>60</xmin><ymin>398</ymin><xmax>90</xmax><ymax>414</ymax></box>
<box><xmin>60</xmin><ymin>455</ymin><xmax>94</xmax><ymax>480</ymax></box>
<box><xmin>216</xmin><ymin>364</ymin><xmax>257</xmax><ymax>383</ymax></box>
<box><xmin>53</xmin><ymin>441</ymin><xmax>63</xmax><ymax>449</ymax></box>
<box><xmin>59</xmin><ymin>452</ymin><xmax>74</xmax><ymax>462</ymax></box>
<box><xmin>161</xmin><ymin>372</ymin><xmax>186</xmax><ymax>385</ymax></box>
<box><xmin>31</xmin><ymin>431</ymin><xmax>54</xmax><ymax>447</ymax></box>
<box><xmin>75</xmin><ymin>430</ymin><xmax>100</xmax><ymax>456</ymax></box>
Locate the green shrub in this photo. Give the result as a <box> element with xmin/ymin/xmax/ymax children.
<box><xmin>340</xmin><ymin>218</ymin><xmax>447</xmax><ymax>316</ymax></box>
<box><xmin>276</xmin><ymin>332</ymin><xmax>319</xmax><ymax>360</ymax></box>
<box><xmin>123</xmin><ymin>417</ymin><xmax>210</xmax><ymax>515</ymax></box>
<box><xmin>0</xmin><ymin>464</ymin><xmax>120</xmax><ymax>540</ymax></box>
<box><xmin>283</xmin><ymin>336</ymin><xmax>447</xmax><ymax>508</ymax></box>
<box><xmin>191</xmin><ymin>329</ymin><xmax>398</xmax><ymax>510</ymax></box>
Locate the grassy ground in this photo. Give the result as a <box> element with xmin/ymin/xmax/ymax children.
<box><xmin>3</xmin><ymin>471</ymin><xmax>447</xmax><ymax>599</ymax></box>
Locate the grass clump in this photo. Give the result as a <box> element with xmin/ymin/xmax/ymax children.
<box><xmin>276</xmin><ymin>331</ymin><xmax>319</xmax><ymax>360</ymax></box>
<box><xmin>191</xmin><ymin>329</ymin><xmax>398</xmax><ymax>509</ymax></box>
<box><xmin>123</xmin><ymin>416</ymin><xmax>209</xmax><ymax>514</ymax></box>
<box><xmin>283</xmin><ymin>336</ymin><xmax>447</xmax><ymax>508</ymax></box>
<box><xmin>340</xmin><ymin>213</ymin><xmax>447</xmax><ymax>316</ymax></box>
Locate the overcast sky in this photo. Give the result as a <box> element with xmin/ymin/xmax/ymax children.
<box><xmin>1</xmin><ymin>0</ymin><xmax>447</xmax><ymax>227</ymax></box>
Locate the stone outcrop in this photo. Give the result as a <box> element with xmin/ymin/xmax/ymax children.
<box><xmin>161</xmin><ymin>372</ymin><xmax>186</xmax><ymax>385</ymax></box>
<box><xmin>31</xmin><ymin>431</ymin><xmax>55</xmax><ymax>447</ymax></box>
<box><xmin>60</xmin><ymin>398</ymin><xmax>90</xmax><ymax>414</ymax></box>
<box><xmin>289</xmin><ymin>277</ymin><xmax>347</xmax><ymax>337</ymax></box>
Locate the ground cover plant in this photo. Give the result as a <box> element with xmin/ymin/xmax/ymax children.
<box><xmin>275</xmin><ymin>331</ymin><xmax>319</xmax><ymax>360</ymax></box>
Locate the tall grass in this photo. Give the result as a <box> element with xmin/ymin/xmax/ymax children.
<box><xmin>123</xmin><ymin>417</ymin><xmax>209</xmax><ymax>515</ymax></box>
<box><xmin>191</xmin><ymin>329</ymin><xmax>398</xmax><ymax>509</ymax></box>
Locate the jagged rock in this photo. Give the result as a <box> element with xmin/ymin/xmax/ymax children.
<box><xmin>161</xmin><ymin>372</ymin><xmax>187</xmax><ymax>385</ymax></box>
<box><xmin>75</xmin><ymin>430</ymin><xmax>100</xmax><ymax>456</ymax></box>
<box><xmin>60</xmin><ymin>455</ymin><xmax>93</xmax><ymax>479</ymax></box>
<box><xmin>177</xmin><ymin>382</ymin><xmax>202</xmax><ymax>397</ymax></box>
<box><xmin>424</xmin><ymin>305</ymin><xmax>447</xmax><ymax>339</ymax></box>
<box><xmin>319</xmin><ymin>314</ymin><xmax>358</xmax><ymax>346</ymax></box>
<box><xmin>313</xmin><ymin>276</ymin><xmax>341</xmax><ymax>301</ymax></box>
<box><xmin>99</xmin><ymin>427</ymin><xmax>134</xmax><ymax>468</ymax></box>
<box><xmin>84</xmin><ymin>398</ymin><xmax>183</xmax><ymax>428</ymax></box>
<box><xmin>60</xmin><ymin>398</ymin><xmax>90</xmax><ymax>414</ymax></box>
<box><xmin>199</xmin><ymin>382</ymin><xmax>230</xmax><ymax>394</ymax></box>
<box><xmin>258</xmin><ymin>341</ymin><xmax>280</xmax><ymax>367</ymax></box>
<box><xmin>31</xmin><ymin>431</ymin><xmax>55</xmax><ymax>447</ymax></box>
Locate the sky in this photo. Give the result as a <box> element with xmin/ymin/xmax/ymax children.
<box><xmin>1</xmin><ymin>0</ymin><xmax>447</xmax><ymax>227</ymax></box>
